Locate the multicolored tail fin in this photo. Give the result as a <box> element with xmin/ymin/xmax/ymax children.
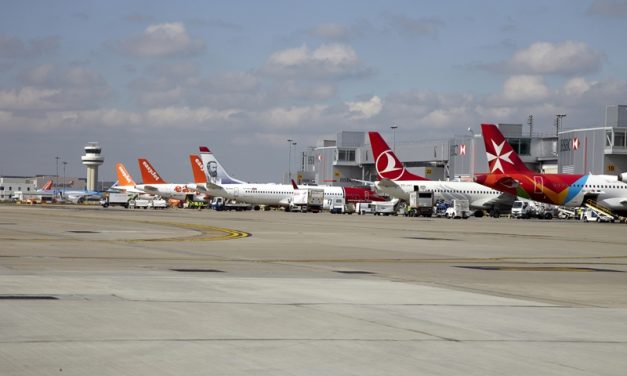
<box><xmin>189</xmin><ymin>154</ymin><xmax>207</xmax><ymax>184</ymax></box>
<box><xmin>115</xmin><ymin>163</ymin><xmax>136</xmax><ymax>186</ymax></box>
<box><xmin>138</xmin><ymin>158</ymin><xmax>167</xmax><ymax>184</ymax></box>
<box><xmin>368</xmin><ymin>131</ymin><xmax>429</xmax><ymax>181</ymax></box>
<box><xmin>480</xmin><ymin>124</ymin><xmax>531</xmax><ymax>174</ymax></box>
<box><xmin>41</xmin><ymin>179</ymin><xmax>54</xmax><ymax>191</ymax></box>
<box><xmin>198</xmin><ymin>146</ymin><xmax>246</xmax><ymax>184</ymax></box>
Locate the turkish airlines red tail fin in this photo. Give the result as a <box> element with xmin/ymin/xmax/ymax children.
<box><xmin>138</xmin><ymin>158</ymin><xmax>167</xmax><ymax>184</ymax></box>
<box><xmin>115</xmin><ymin>163</ymin><xmax>136</xmax><ymax>186</ymax></box>
<box><xmin>290</xmin><ymin>179</ymin><xmax>299</xmax><ymax>189</ymax></box>
<box><xmin>368</xmin><ymin>131</ymin><xmax>429</xmax><ymax>181</ymax></box>
<box><xmin>480</xmin><ymin>124</ymin><xmax>531</xmax><ymax>174</ymax></box>
<box><xmin>189</xmin><ymin>154</ymin><xmax>207</xmax><ymax>184</ymax></box>
<box><xmin>41</xmin><ymin>179</ymin><xmax>53</xmax><ymax>191</ymax></box>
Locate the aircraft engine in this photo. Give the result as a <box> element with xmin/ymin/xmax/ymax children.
<box><xmin>618</xmin><ymin>172</ymin><xmax>627</xmax><ymax>182</ymax></box>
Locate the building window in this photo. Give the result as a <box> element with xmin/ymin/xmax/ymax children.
<box><xmin>507</xmin><ymin>138</ymin><xmax>530</xmax><ymax>155</ymax></box>
<box><xmin>337</xmin><ymin>149</ymin><xmax>356</xmax><ymax>162</ymax></box>
<box><xmin>615</xmin><ymin>130</ymin><xmax>626</xmax><ymax>148</ymax></box>
<box><xmin>0</xmin><ymin>186</ymin><xmax>3</xmax><ymax>191</ymax></box>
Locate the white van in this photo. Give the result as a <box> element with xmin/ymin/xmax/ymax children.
<box><xmin>582</xmin><ymin>208</ymin><xmax>615</xmax><ymax>223</ymax></box>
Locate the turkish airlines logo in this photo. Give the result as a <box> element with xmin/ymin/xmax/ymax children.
<box><xmin>375</xmin><ymin>150</ymin><xmax>405</xmax><ymax>180</ymax></box>
<box><xmin>142</xmin><ymin>161</ymin><xmax>161</xmax><ymax>182</ymax></box>
<box><xmin>117</xmin><ymin>165</ymin><xmax>132</xmax><ymax>183</ymax></box>
<box><xmin>486</xmin><ymin>140</ymin><xmax>514</xmax><ymax>173</ymax></box>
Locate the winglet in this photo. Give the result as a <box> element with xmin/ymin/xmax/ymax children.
<box><xmin>480</xmin><ymin>124</ymin><xmax>531</xmax><ymax>174</ymax></box>
<box><xmin>115</xmin><ymin>163</ymin><xmax>136</xmax><ymax>186</ymax></box>
<box><xmin>138</xmin><ymin>158</ymin><xmax>167</xmax><ymax>184</ymax></box>
<box><xmin>368</xmin><ymin>131</ymin><xmax>429</xmax><ymax>181</ymax></box>
<box><xmin>189</xmin><ymin>154</ymin><xmax>207</xmax><ymax>184</ymax></box>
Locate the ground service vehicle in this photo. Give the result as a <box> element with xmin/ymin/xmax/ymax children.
<box><xmin>407</xmin><ymin>191</ymin><xmax>434</xmax><ymax>217</ymax></box>
<box><xmin>445</xmin><ymin>200</ymin><xmax>471</xmax><ymax>219</ymax></box>
<box><xmin>372</xmin><ymin>200</ymin><xmax>398</xmax><ymax>216</ymax></box>
<box><xmin>582</xmin><ymin>208</ymin><xmax>615</xmax><ymax>223</ymax></box>
<box><xmin>291</xmin><ymin>188</ymin><xmax>324</xmax><ymax>212</ymax></box>
<box><xmin>356</xmin><ymin>202</ymin><xmax>374</xmax><ymax>215</ymax></box>
<box><xmin>211</xmin><ymin>197</ymin><xmax>252</xmax><ymax>211</ymax></box>
<box><xmin>100</xmin><ymin>192</ymin><xmax>132</xmax><ymax>208</ymax></box>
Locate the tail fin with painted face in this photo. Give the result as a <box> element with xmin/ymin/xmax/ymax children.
<box><xmin>115</xmin><ymin>163</ymin><xmax>136</xmax><ymax>186</ymax></box>
<box><xmin>368</xmin><ymin>131</ymin><xmax>429</xmax><ymax>181</ymax></box>
<box><xmin>480</xmin><ymin>124</ymin><xmax>531</xmax><ymax>174</ymax></box>
<box><xmin>198</xmin><ymin>146</ymin><xmax>246</xmax><ymax>184</ymax></box>
<box><xmin>138</xmin><ymin>158</ymin><xmax>167</xmax><ymax>184</ymax></box>
<box><xmin>189</xmin><ymin>154</ymin><xmax>207</xmax><ymax>184</ymax></box>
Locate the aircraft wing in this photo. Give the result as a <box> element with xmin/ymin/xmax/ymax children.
<box><xmin>350</xmin><ymin>179</ymin><xmax>376</xmax><ymax>188</ymax></box>
<box><xmin>141</xmin><ymin>185</ymin><xmax>159</xmax><ymax>193</ymax></box>
<box><xmin>205</xmin><ymin>181</ymin><xmax>227</xmax><ymax>192</ymax></box>
<box><xmin>377</xmin><ymin>178</ymin><xmax>400</xmax><ymax>189</ymax></box>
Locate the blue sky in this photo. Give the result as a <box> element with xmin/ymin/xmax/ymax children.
<box><xmin>1</xmin><ymin>0</ymin><xmax>627</xmax><ymax>182</ymax></box>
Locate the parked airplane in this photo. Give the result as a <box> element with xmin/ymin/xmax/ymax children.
<box><xmin>109</xmin><ymin>162</ymin><xmax>146</xmax><ymax>194</ymax></box>
<box><xmin>137</xmin><ymin>158</ymin><xmax>206</xmax><ymax>201</ymax></box>
<box><xmin>33</xmin><ymin>178</ymin><xmax>101</xmax><ymax>203</ymax></box>
<box><xmin>475</xmin><ymin>123</ymin><xmax>627</xmax><ymax>214</ymax></box>
<box><xmin>197</xmin><ymin>146</ymin><xmax>387</xmax><ymax>208</ymax></box>
<box><xmin>368</xmin><ymin>131</ymin><xmax>516</xmax><ymax>216</ymax></box>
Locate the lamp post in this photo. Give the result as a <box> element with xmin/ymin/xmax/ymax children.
<box><xmin>390</xmin><ymin>125</ymin><xmax>398</xmax><ymax>152</ymax></box>
<box><xmin>287</xmin><ymin>139</ymin><xmax>297</xmax><ymax>183</ymax></box>
<box><xmin>55</xmin><ymin>156</ymin><xmax>60</xmax><ymax>197</ymax></box>
<box><xmin>555</xmin><ymin>114</ymin><xmax>566</xmax><ymax>137</ymax></box>
<box><xmin>62</xmin><ymin>161</ymin><xmax>67</xmax><ymax>197</ymax></box>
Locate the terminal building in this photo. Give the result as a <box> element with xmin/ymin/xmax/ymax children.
<box><xmin>297</xmin><ymin>105</ymin><xmax>627</xmax><ymax>186</ymax></box>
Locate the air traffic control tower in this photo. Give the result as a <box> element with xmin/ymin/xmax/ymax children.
<box><xmin>81</xmin><ymin>142</ymin><xmax>104</xmax><ymax>191</ymax></box>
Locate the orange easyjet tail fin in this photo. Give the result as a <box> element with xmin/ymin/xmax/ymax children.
<box><xmin>368</xmin><ymin>131</ymin><xmax>429</xmax><ymax>181</ymax></box>
<box><xmin>138</xmin><ymin>158</ymin><xmax>167</xmax><ymax>184</ymax></box>
<box><xmin>41</xmin><ymin>179</ymin><xmax>54</xmax><ymax>191</ymax></box>
<box><xmin>480</xmin><ymin>124</ymin><xmax>531</xmax><ymax>174</ymax></box>
<box><xmin>115</xmin><ymin>163</ymin><xmax>136</xmax><ymax>186</ymax></box>
<box><xmin>189</xmin><ymin>155</ymin><xmax>207</xmax><ymax>184</ymax></box>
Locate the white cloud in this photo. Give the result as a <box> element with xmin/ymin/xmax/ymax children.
<box><xmin>561</xmin><ymin>77</ymin><xmax>592</xmax><ymax>97</ymax></box>
<box><xmin>587</xmin><ymin>0</ymin><xmax>627</xmax><ymax>18</ymax></box>
<box><xmin>263</xmin><ymin>43</ymin><xmax>367</xmax><ymax>79</ymax></box>
<box><xmin>346</xmin><ymin>96</ymin><xmax>382</xmax><ymax>119</ymax></box>
<box><xmin>0</xmin><ymin>87</ymin><xmax>61</xmax><ymax>110</ymax></box>
<box><xmin>115</xmin><ymin>22</ymin><xmax>205</xmax><ymax>57</ymax></box>
<box><xmin>507</xmin><ymin>41</ymin><xmax>604</xmax><ymax>75</ymax></box>
<box><xmin>501</xmin><ymin>75</ymin><xmax>550</xmax><ymax>102</ymax></box>
<box><xmin>309</xmin><ymin>24</ymin><xmax>349</xmax><ymax>40</ymax></box>
<box><xmin>258</xmin><ymin>105</ymin><xmax>327</xmax><ymax>129</ymax></box>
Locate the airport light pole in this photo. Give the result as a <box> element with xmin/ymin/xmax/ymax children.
<box><xmin>62</xmin><ymin>161</ymin><xmax>67</xmax><ymax>197</ymax></box>
<box><xmin>390</xmin><ymin>125</ymin><xmax>398</xmax><ymax>152</ymax></box>
<box><xmin>55</xmin><ymin>156</ymin><xmax>60</xmax><ymax>197</ymax></box>
<box><xmin>555</xmin><ymin>114</ymin><xmax>566</xmax><ymax>137</ymax></box>
<box><xmin>287</xmin><ymin>139</ymin><xmax>297</xmax><ymax>183</ymax></box>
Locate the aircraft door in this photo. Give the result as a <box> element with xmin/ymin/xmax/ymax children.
<box><xmin>533</xmin><ymin>176</ymin><xmax>543</xmax><ymax>194</ymax></box>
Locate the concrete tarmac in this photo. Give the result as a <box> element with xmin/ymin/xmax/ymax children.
<box><xmin>1</xmin><ymin>205</ymin><xmax>627</xmax><ymax>375</ymax></box>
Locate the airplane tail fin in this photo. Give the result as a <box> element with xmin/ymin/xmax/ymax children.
<box><xmin>189</xmin><ymin>154</ymin><xmax>207</xmax><ymax>184</ymax></box>
<box><xmin>138</xmin><ymin>158</ymin><xmax>167</xmax><ymax>184</ymax></box>
<box><xmin>198</xmin><ymin>146</ymin><xmax>246</xmax><ymax>184</ymax></box>
<box><xmin>368</xmin><ymin>131</ymin><xmax>429</xmax><ymax>181</ymax></box>
<box><xmin>41</xmin><ymin>179</ymin><xmax>53</xmax><ymax>191</ymax></box>
<box><xmin>480</xmin><ymin>123</ymin><xmax>531</xmax><ymax>174</ymax></box>
<box><xmin>290</xmin><ymin>179</ymin><xmax>299</xmax><ymax>190</ymax></box>
<box><xmin>115</xmin><ymin>163</ymin><xmax>136</xmax><ymax>186</ymax></box>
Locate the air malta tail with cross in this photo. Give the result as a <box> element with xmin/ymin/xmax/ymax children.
<box><xmin>369</xmin><ymin>131</ymin><xmax>516</xmax><ymax>215</ymax></box>
<box><xmin>476</xmin><ymin>123</ymin><xmax>627</xmax><ymax>214</ymax></box>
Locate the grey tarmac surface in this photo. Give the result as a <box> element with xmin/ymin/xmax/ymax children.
<box><xmin>1</xmin><ymin>204</ymin><xmax>627</xmax><ymax>375</ymax></box>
